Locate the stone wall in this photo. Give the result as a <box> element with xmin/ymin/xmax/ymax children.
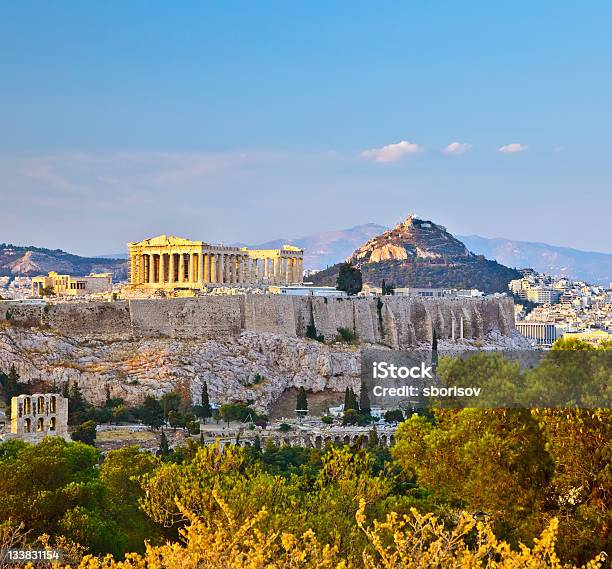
<box><xmin>0</xmin><ymin>294</ymin><xmax>515</xmax><ymax>345</ymax></box>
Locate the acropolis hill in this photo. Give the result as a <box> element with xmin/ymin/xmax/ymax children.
<box><xmin>0</xmin><ymin>294</ymin><xmax>522</xmax><ymax>411</ymax></box>
<box><xmin>0</xmin><ymin>223</ymin><xmax>527</xmax><ymax>410</ymax></box>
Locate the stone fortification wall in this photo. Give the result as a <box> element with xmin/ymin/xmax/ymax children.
<box><xmin>0</xmin><ymin>294</ymin><xmax>514</xmax><ymax>345</ymax></box>
<box><xmin>130</xmin><ymin>297</ymin><xmax>241</xmax><ymax>339</ymax></box>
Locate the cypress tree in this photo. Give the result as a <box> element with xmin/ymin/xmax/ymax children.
<box><xmin>359</xmin><ymin>381</ymin><xmax>371</xmax><ymax>415</ymax></box>
<box><xmin>159</xmin><ymin>429</ymin><xmax>170</xmax><ymax>458</ymax></box>
<box><xmin>201</xmin><ymin>381</ymin><xmax>212</xmax><ymax>422</ymax></box>
<box><xmin>344</xmin><ymin>387</ymin><xmax>359</xmax><ymax>412</ymax></box>
<box><xmin>432</xmin><ymin>329</ymin><xmax>439</xmax><ymax>372</ymax></box>
<box><xmin>296</xmin><ymin>387</ymin><xmax>308</xmax><ymax>418</ymax></box>
<box><xmin>343</xmin><ymin>387</ymin><xmax>351</xmax><ymax>412</ymax></box>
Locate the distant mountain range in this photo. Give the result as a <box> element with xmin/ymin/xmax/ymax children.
<box><xmin>247</xmin><ymin>223</ymin><xmax>388</xmax><ymax>272</ymax></box>
<box><xmin>457</xmin><ymin>235</ymin><xmax>612</xmax><ymax>285</ymax></box>
<box><xmin>3</xmin><ymin>223</ymin><xmax>610</xmax><ymax>286</ymax></box>
<box><xmin>0</xmin><ymin>244</ymin><xmax>127</xmax><ymax>280</ymax></box>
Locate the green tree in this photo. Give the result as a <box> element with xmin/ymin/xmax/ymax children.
<box><xmin>431</xmin><ymin>329</ymin><xmax>439</xmax><ymax>372</ymax></box>
<box><xmin>219</xmin><ymin>403</ymin><xmax>257</xmax><ymax>426</ymax></box>
<box><xmin>343</xmin><ymin>387</ymin><xmax>358</xmax><ymax>412</ymax></box>
<box><xmin>110</xmin><ymin>404</ymin><xmax>130</xmax><ymax>424</ymax></box>
<box><xmin>359</xmin><ymin>381</ymin><xmax>371</xmax><ymax>416</ymax></box>
<box><xmin>186</xmin><ymin>420</ymin><xmax>201</xmax><ymax>435</ymax></box>
<box><xmin>392</xmin><ymin>409</ymin><xmax>553</xmax><ymax>545</ymax></box>
<box><xmin>200</xmin><ymin>381</ymin><xmax>212</xmax><ymax>422</ymax></box>
<box><xmin>168</xmin><ymin>410</ymin><xmax>186</xmax><ymax>429</ymax></box>
<box><xmin>71</xmin><ymin>420</ymin><xmax>97</xmax><ymax>446</ymax></box>
<box><xmin>296</xmin><ymin>387</ymin><xmax>308</xmax><ymax>418</ymax></box>
<box><xmin>158</xmin><ymin>430</ymin><xmax>170</xmax><ymax>458</ymax></box>
<box><xmin>160</xmin><ymin>391</ymin><xmax>181</xmax><ymax>420</ymax></box>
<box><xmin>336</xmin><ymin>263</ymin><xmax>362</xmax><ymax>296</ymax></box>
<box><xmin>384</xmin><ymin>409</ymin><xmax>404</xmax><ymax>424</ymax></box>
<box><xmin>1</xmin><ymin>364</ymin><xmax>23</xmax><ymax>399</ymax></box>
<box><xmin>68</xmin><ymin>381</ymin><xmax>88</xmax><ymax>425</ymax></box>
<box><xmin>368</xmin><ymin>424</ymin><xmax>380</xmax><ymax>447</ymax></box>
<box><xmin>342</xmin><ymin>408</ymin><xmax>360</xmax><ymax>426</ymax></box>
<box><xmin>381</xmin><ymin>279</ymin><xmax>394</xmax><ymax>295</ymax></box>
<box><xmin>140</xmin><ymin>395</ymin><xmax>164</xmax><ymax>429</ymax></box>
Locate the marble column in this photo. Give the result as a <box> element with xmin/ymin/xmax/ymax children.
<box><xmin>179</xmin><ymin>253</ymin><xmax>185</xmax><ymax>283</ymax></box>
<box><xmin>203</xmin><ymin>253</ymin><xmax>210</xmax><ymax>283</ymax></box>
<box><xmin>139</xmin><ymin>254</ymin><xmax>145</xmax><ymax>284</ymax></box>
<box><xmin>130</xmin><ymin>255</ymin><xmax>136</xmax><ymax>285</ymax></box>
<box><xmin>240</xmin><ymin>256</ymin><xmax>246</xmax><ymax>283</ymax></box>
<box><xmin>150</xmin><ymin>254</ymin><xmax>157</xmax><ymax>284</ymax></box>
<box><xmin>159</xmin><ymin>253</ymin><xmax>166</xmax><ymax>283</ymax></box>
<box><xmin>219</xmin><ymin>254</ymin><xmax>225</xmax><ymax>284</ymax></box>
<box><xmin>169</xmin><ymin>253</ymin><xmax>175</xmax><ymax>284</ymax></box>
<box><xmin>210</xmin><ymin>254</ymin><xmax>216</xmax><ymax>283</ymax></box>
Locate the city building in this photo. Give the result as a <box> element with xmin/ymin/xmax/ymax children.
<box><xmin>127</xmin><ymin>235</ymin><xmax>303</xmax><ymax>290</ymax></box>
<box><xmin>526</xmin><ymin>287</ymin><xmax>562</xmax><ymax>305</ymax></box>
<box><xmin>32</xmin><ymin>271</ymin><xmax>112</xmax><ymax>297</ymax></box>
<box><xmin>268</xmin><ymin>285</ymin><xmax>347</xmax><ymax>297</ymax></box>
<box><xmin>515</xmin><ymin>322</ymin><xmax>560</xmax><ymax>346</ymax></box>
<box><xmin>392</xmin><ymin>288</ymin><xmax>484</xmax><ymax>299</ymax></box>
<box><xmin>5</xmin><ymin>393</ymin><xmax>69</xmax><ymax>442</ymax></box>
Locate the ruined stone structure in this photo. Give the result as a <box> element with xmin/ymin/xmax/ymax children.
<box><xmin>0</xmin><ymin>294</ymin><xmax>515</xmax><ymax>346</ymax></box>
<box><xmin>32</xmin><ymin>271</ymin><xmax>113</xmax><ymax>297</ymax></box>
<box><xmin>8</xmin><ymin>393</ymin><xmax>69</xmax><ymax>442</ymax></box>
<box><xmin>127</xmin><ymin>235</ymin><xmax>303</xmax><ymax>290</ymax></box>
<box><xmin>198</xmin><ymin>426</ymin><xmax>397</xmax><ymax>452</ymax></box>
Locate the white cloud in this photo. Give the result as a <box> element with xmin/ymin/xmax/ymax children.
<box><xmin>361</xmin><ymin>140</ymin><xmax>422</xmax><ymax>163</ymax></box>
<box><xmin>443</xmin><ymin>141</ymin><xmax>472</xmax><ymax>155</ymax></box>
<box><xmin>498</xmin><ymin>143</ymin><xmax>528</xmax><ymax>154</ymax></box>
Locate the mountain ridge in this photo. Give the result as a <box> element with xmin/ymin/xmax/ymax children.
<box><xmin>0</xmin><ymin>243</ymin><xmax>127</xmax><ymax>280</ymax></box>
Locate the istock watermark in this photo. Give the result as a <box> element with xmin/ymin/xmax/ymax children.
<box><xmin>362</xmin><ymin>349</ymin><xmax>611</xmax><ymax>410</ymax></box>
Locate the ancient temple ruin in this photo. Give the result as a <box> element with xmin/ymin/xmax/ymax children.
<box><xmin>8</xmin><ymin>393</ymin><xmax>69</xmax><ymax>442</ymax></box>
<box><xmin>127</xmin><ymin>235</ymin><xmax>304</xmax><ymax>290</ymax></box>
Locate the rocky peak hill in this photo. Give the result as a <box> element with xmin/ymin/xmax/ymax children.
<box><xmin>348</xmin><ymin>215</ymin><xmax>471</xmax><ymax>264</ymax></box>
<box><xmin>312</xmin><ymin>214</ymin><xmax>521</xmax><ymax>294</ymax></box>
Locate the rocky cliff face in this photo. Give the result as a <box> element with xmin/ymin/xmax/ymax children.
<box><xmin>0</xmin><ymin>326</ymin><xmax>360</xmax><ymax>412</ymax></box>
<box><xmin>0</xmin><ymin>325</ymin><xmax>530</xmax><ymax>412</ymax></box>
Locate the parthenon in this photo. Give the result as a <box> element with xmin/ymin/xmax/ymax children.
<box><xmin>127</xmin><ymin>235</ymin><xmax>304</xmax><ymax>289</ymax></box>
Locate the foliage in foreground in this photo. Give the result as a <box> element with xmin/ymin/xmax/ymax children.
<box><xmin>73</xmin><ymin>494</ymin><xmax>606</xmax><ymax>569</ymax></box>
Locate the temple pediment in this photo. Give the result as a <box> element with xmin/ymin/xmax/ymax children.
<box><xmin>130</xmin><ymin>235</ymin><xmax>203</xmax><ymax>247</ymax></box>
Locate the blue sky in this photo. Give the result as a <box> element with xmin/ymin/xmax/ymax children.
<box><xmin>1</xmin><ymin>1</ymin><xmax>610</xmax><ymax>255</ymax></box>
